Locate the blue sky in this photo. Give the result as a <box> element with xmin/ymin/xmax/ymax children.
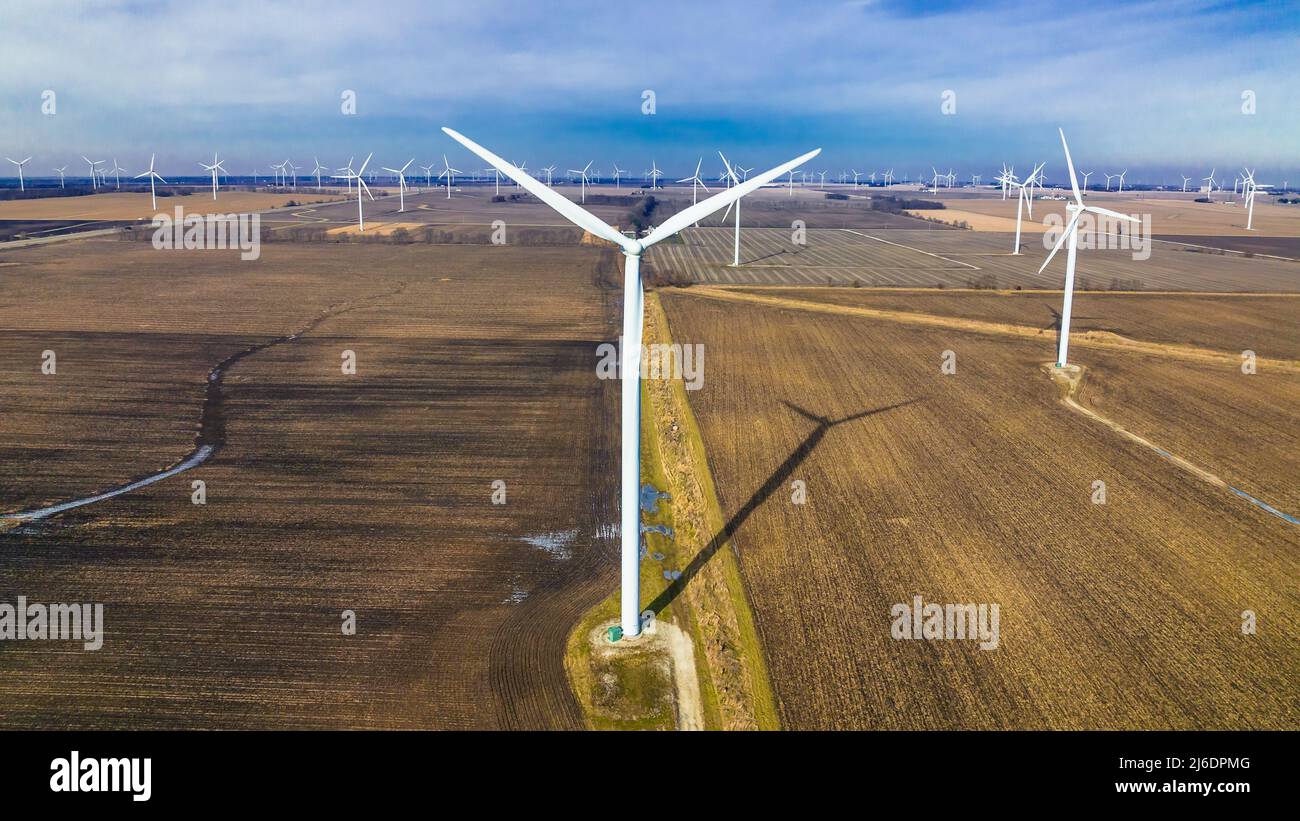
<box><xmin>1</xmin><ymin>0</ymin><xmax>1297</xmax><ymax>184</ymax></box>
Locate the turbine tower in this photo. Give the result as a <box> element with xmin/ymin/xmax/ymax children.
<box><xmin>82</xmin><ymin>156</ymin><xmax>103</xmax><ymax>190</ymax></box>
<box><xmin>1039</xmin><ymin>129</ymin><xmax>1139</xmax><ymax>368</ymax></box>
<box><xmin>133</xmin><ymin>154</ymin><xmax>166</xmax><ymax>210</ymax></box>
<box><xmin>312</xmin><ymin>158</ymin><xmax>330</xmax><ymax>192</ymax></box>
<box><xmin>676</xmin><ymin>157</ymin><xmax>711</xmax><ymax>208</ymax></box>
<box><xmin>199</xmin><ymin>152</ymin><xmax>226</xmax><ymax>201</ymax></box>
<box><xmin>5</xmin><ymin>156</ymin><xmax>32</xmax><ymax>192</ymax></box>
<box><xmin>382</xmin><ymin>158</ymin><xmax>414</xmax><ymax>212</ymax></box>
<box><xmin>569</xmin><ymin>160</ymin><xmax>594</xmax><ymax>203</ymax></box>
<box><xmin>53</xmin><ymin>165</ymin><xmax>67</xmax><ymax>188</ymax></box>
<box><xmin>442</xmin><ymin>126</ymin><xmax>818</xmax><ymax>640</ymax></box>
<box><xmin>438</xmin><ymin>154</ymin><xmax>461</xmax><ymax>199</ymax></box>
<box><xmin>332</xmin><ymin>152</ymin><xmax>375</xmax><ymax>230</ymax></box>
<box><xmin>1007</xmin><ymin>162</ymin><xmax>1043</xmax><ymax>255</ymax></box>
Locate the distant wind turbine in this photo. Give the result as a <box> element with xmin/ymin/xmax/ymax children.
<box><xmin>438</xmin><ymin>154</ymin><xmax>461</xmax><ymax>199</ymax></box>
<box><xmin>332</xmin><ymin>152</ymin><xmax>375</xmax><ymax>230</ymax></box>
<box><xmin>133</xmin><ymin>153</ymin><xmax>167</xmax><ymax>210</ymax></box>
<box><xmin>198</xmin><ymin>152</ymin><xmax>226</xmax><ymax>201</ymax></box>
<box><xmin>382</xmin><ymin>158</ymin><xmax>414</xmax><ymax>212</ymax></box>
<box><xmin>5</xmin><ymin>156</ymin><xmax>32</xmax><ymax>192</ymax></box>
<box><xmin>569</xmin><ymin>160</ymin><xmax>594</xmax><ymax>203</ymax></box>
<box><xmin>53</xmin><ymin>165</ymin><xmax>67</xmax><ymax>188</ymax></box>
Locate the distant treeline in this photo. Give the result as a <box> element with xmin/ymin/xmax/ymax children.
<box><xmin>871</xmin><ymin>195</ymin><xmax>945</xmax><ymax>212</ymax></box>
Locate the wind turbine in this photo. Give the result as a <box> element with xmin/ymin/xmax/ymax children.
<box><xmin>1180</xmin><ymin>174</ymin><xmax>1191</xmax><ymax>193</ymax></box>
<box><xmin>1039</xmin><ymin>129</ymin><xmax>1139</xmax><ymax>368</ymax></box>
<box><xmin>719</xmin><ymin>153</ymin><xmax>747</xmax><ymax>266</ymax></box>
<box><xmin>337</xmin><ymin>157</ymin><xmax>355</xmax><ymax>194</ymax></box>
<box><xmin>1080</xmin><ymin>170</ymin><xmax>1092</xmax><ymax>191</ymax></box>
<box><xmin>438</xmin><ymin>154</ymin><xmax>461</xmax><ymax>199</ymax></box>
<box><xmin>442</xmin><ymin>125</ymin><xmax>819</xmax><ymax>641</ymax></box>
<box><xmin>851</xmin><ymin>169</ymin><xmax>862</xmax><ymax>188</ymax></box>
<box><xmin>817</xmin><ymin>170</ymin><xmax>827</xmax><ymax>188</ymax></box>
<box><xmin>1104</xmin><ymin>172</ymin><xmax>1117</xmax><ymax>191</ymax></box>
<box><xmin>543</xmin><ymin>165</ymin><xmax>557</xmax><ymax>186</ymax></box>
<box><xmin>311</xmin><ymin>158</ymin><xmax>329</xmax><ymax>192</ymax></box>
<box><xmin>676</xmin><ymin>158</ymin><xmax>711</xmax><ymax>207</ymax></box>
<box><xmin>1242</xmin><ymin>168</ymin><xmax>1270</xmax><ymax>230</ymax></box>
<box><xmin>931</xmin><ymin>166</ymin><xmax>942</xmax><ymax>194</ymax></box>
<box><xmin>569</xmin><ymin>160</ymin><xmax>594</xmax><ymax>203</ymax></box>
<box><xmin>1008</xmin><ymin>162</ymin><xmax>1044</xmax><ymax>255</ymax></box>
<box><xmin>382</xmin><ymin>158</ymin><xmax>414</xmax><ymax>212</ymax></box>
<box><xmin>884</xmin><ymin>169</ymin><xmax>894</xmax><ymax>187</ymax></box>
<box><xmin>107</xmin><ymin>159</ymin><xmax>125</xmax><ymax>189</ymax></box>
<box><xmin>787</xmin><ymin>170</ymin><xmax>796</xmax><ymax>195</ymax></box>
<box><xmin>648</xmin><ymin>160</ymin><xmax>663</xmax><ymax>190</ymax></box>
<box><xmin>6</xmin><ymin>156</ymin><xmax>31</xmax><ymax>192</ymax></box>
<box><xmin>332</xmin><ymin>152</ymin><xmax>375</xmax><ymax>230</ymax></box>
<box><xmin>81</xmin><ymin>156</ymin><xmax>102</xmax><ymax>190</ymax></box>
<box><xmin>419</xmin><ymin>162</ymin><xmax>434</xmax><ymax>191</ymax></box>
<box><xmin>199</xmin><ymin>152</ymin><xmax>226</xmax><ymax>200</ymax></box>
<box><xmin>133</xmin><ymin>153</ymin><xmax>166</xmax><ymax>210</ymax></box>
<box><xmin>1202</xmin><ymin>168</ymin><xmax>1216</xmax><ymax>199</ymax></box>
<box><xmin>53</xmin><ymin>165</ymin><xmax>67</xmax><ymax>188</ymax></box>
<box><xmin>1116</xmin><ymin>169</ymin><xmax>1127</xmax><ymax>194</ymax></box>
<box><xmin>611</xmin><ymin>163</ymin><xmax>623</xmax><ymax>190</ymax></box>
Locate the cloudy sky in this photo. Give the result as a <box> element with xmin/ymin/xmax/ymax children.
<box><xmin>1</xmin><ymin>0</ymin><xmax>1297</xmax><ymax>183</ymax></box>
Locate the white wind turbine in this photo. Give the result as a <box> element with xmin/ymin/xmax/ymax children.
<box><xmin>1104</xmin><ymin>172</ymin><xmax>1117</xmax><ymax>191</ymax></box>
<box><xmin>337</xmin><ymin>157</ymin><xmax>355</xmax><ymax>194</ymax></box>
<box><xmin>82</xmin><ymin>156</ymin><xmax>103</xmax><ymax>190</ymax></box>
<box><xmin>569</xmin><ymin>160</ymin><xmax>594</xmax><ymax>203</ymax></box>
<box><xmin>53</xmin><ymin>165</ymin><xmax>67</xmax><ymax>188</ymax></box>
<box><xmin>676</xmin><ymin>157</ymin><xmax>711</xmax><ymax>207</ymax></box>
<box><xmin>420</xmin><ymin>162</ymin><xmax>435</xmax><ymax>191</ymax></box>
<box><xmin>443</xmin><ymin>126</ymin><xmax>818</xmax><ymax>640</ymax></box>
<box><xmin>884</xmin><ymin>168</ymin><xmax>894</xmax><ymax>187</ymax></box>
<box><xmin>851</xmin><ymin>169</ymin><xmax>862</xmax><ymax>188</ymax></box>
<box><xmin>1242</xmin><ymin>168</ymin><xmax>1270</xmax><ymax>231</ymax></box>
<box><xmin>648</xmin><ymin>160</ymin><xmax>663</xmax><ymax>190</ymax></box>
<box><xmin>439</xmin><ymin>154</ymin><xmax>461</xmax><ymax>199</ymax></box>
<box><xmin>718</xmin><ymin>152</ymin><xmax>749</xmax><ymax>266</ymax></box>
<box><xmin>930</xmin><ymin>166</ymin><xmax>942</xmax><ymax>194</ymax></box>
<box><xmin>1116</xmin><ymin>169</ymin><xmax>1127</xmax><ymax>194</ymax></box>
<box><xmin>198</xmin><ymin>152</ymin><xmax>226</xmax><ymax>200</ymax></box>
<box><xmin>787</xmin><ymin>170</ymin><xmax>796</xmax><ymax>195</ymax></box>
<box><xmin>485</xmin><ymin>167</ymin><xmax>502</xmax><ymax>195</ymax></box>
<box><xmin>332</xmin><ymin>152</ymin><xmax>375</xmax><ymax>230</ymax></box>
<box><xmin>1080</xmin><ymin>170</ymin><xmax>1092</xmax><ymax>192</ymax></box>
<box><xmin>1007</xmin><ymin>162</ymin><xmax>1044</xmax><ymax>255</ymax></box>
<box><xmin>382</xmin><ymin>158</ymin><xmax>414</xmax><ymax>212</ymax></box>
<box><xmin>1039</xmin><ymin>129</ymin><xmax>1139</xmax><ymax>368</ymax></box>
<box><xmin>133</xmin><ymin>153</ymin><xmax>166</xmax><ymax>210</ymax></box>
<box><xmin>1202</xmin><ymin>168</ymin><xmax>1216</xmax><ymax>199</ymax></box>
<box><xmin>543</xmin><ymin>165</ymin><xmax>557</xmax><ymax>186</ymax></box>
<box><xmin>312</xmin><ymin>157</ymin><xmax>329</xmax><ymax>192</ymax></box>
<box><xmin>108</xmin><ymin>159</ymin><xmax>125</xmax><ymax>189</ymax></box>
<box><xmin>6</xmin><ymin>156</ymin><xmax>31</xmax><ymax>192</ymax></box>
<box><xmin>1180</xmin><ymin>174</ymin><xmax>1191</xmax><ymax>193</ymax></box>
<box><xmin>611</xmin><ymin>162</ymin><xmax>624</xmax><ymax>189</ymax></box>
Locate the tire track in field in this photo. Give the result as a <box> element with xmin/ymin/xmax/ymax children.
<box><xmin>1051</xmin><ymin>365</ymin><xmax>1299</xmax><ymax>527</ymax></box>
<box><xmin>1</xmin><ymin>283</ymin><xmax>407</xmax><ymax>523</ymax></box>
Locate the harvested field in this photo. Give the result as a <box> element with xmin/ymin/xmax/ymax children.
<box><xmin>649</xmin><ymin>226</ymin><xmax>1300</xmax><ymax>291</ymax></box>
<box><xmin>0</xmin><ymin>191</ymin><xmax>344</xmax><ymax>221</ymax></box>
<box><xmin>0</xmin><ymin>237</ymin><xmax>620</xmax><ymax>729</ymax></box>
<box><xmin>656</xmin><ymin>288</ymin><xmax>1299</xmax><ymax>729</ymax></box>
<box><xmin>743</xmin><ymin>289</ymin><xmax>1300</xmax><ymax>360</ymax></box>
<box><xmin>936</xmin><ymin>192</ymin><xmax>1300</xmax><ymax>237</ymax></box>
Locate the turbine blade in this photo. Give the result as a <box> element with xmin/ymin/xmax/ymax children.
<box><xmin>1085</xmin><ymin>205</ymin><xmax>1140</xmax><ymax>223</ymax></box>
<box><xmin>1037</xmin><ymin>211</ymin><xmax>1082</xmax><ymax>274</ymax></box>
<box><xmin>642</xmin><ymin>147</ymin><xmax>821</xmax><ymax>248</ymax></box>
<box><xmin>1058</xmin><ymin>128</ymin><xmax>1082</xmax><ymax>205</ymax></box>
<box><xmin>441</xmin><ymin>127</ymin><xmax>634</xmax><ymax>252</ymax></box>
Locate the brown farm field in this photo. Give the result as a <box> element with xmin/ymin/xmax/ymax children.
<box><xmin>0</xmin><ymin>237</ymin><xmax>619</xmax><ymax>729</ymax></box>
<box><xmin>656</xmin><ymin>287</ymin><xmax>1299</xmax><ymax>729</ymax></box>
<box><xmin>0</xmin><ymin>191</ymin><xmax>346</xmax><ymax>221</ymax></box>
